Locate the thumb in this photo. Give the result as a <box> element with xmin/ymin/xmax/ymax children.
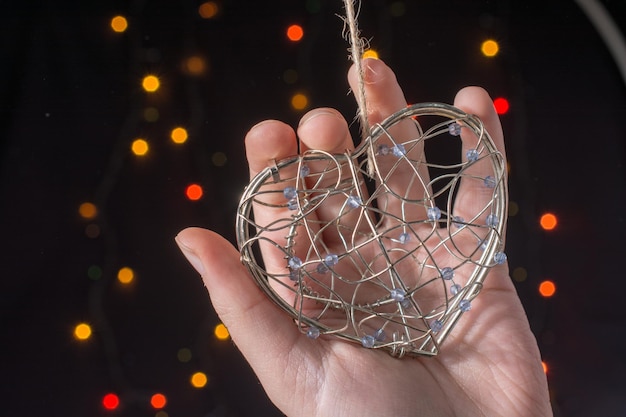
<box><xmin>174</xmin><ymin>227</ymin><xmax>302</xmax><ymax>365</ymax></box>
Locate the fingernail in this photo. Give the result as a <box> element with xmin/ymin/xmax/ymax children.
<box><xmin>175</xmin><ymin>236</ymin><xmax>206</xmax><ymax>276</ymax></box>
<box><xmin>298</xmin><ymin>109</ymin><xmax>344</xmax><ymax>128</ymax></box>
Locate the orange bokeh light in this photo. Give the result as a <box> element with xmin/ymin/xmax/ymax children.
<box><xmin>110</xmin><ymin>16</ymin><xmax>128</xmax><ymax>33</ymax></box>
<box><xmin>287</xmin><ymin>24</ymin><xmax>304</xmax><ymax>42</ymax></box>
<box><xmin>540</xmin><ymin>213</ymin><xmax>558</xmax><ymax>230</ymax></box>
<box><xmin>150</xmin><ymin>393</ymin><xmax>167</xmax><ymax>409</ymax></box>
<box><xmin>186</xmin><ymin>184</ymin><xmax>203</xmax><ymax>201</ymax></box>
<box><xmin>539</xmin><ymin>280</ymin><xmax>556</xmax><ymax>298</ymax></box>
<box><xmin>198</xmin><ymin>2</ymin><xmax>219</xmax><ymax>19</ymax></box>
<box><xmin>541</xmin><ymin>361</ymin><xmax>548</xmax><ymax>374</ymax></box>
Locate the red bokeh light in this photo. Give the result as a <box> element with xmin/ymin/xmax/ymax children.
<box><xmin>102</xmin><ymin>393</ymin><xmax>120</xmax><ymax>410</ymax></box>
<box><xmin>150</xmin><ymin>393</ymin><xmax>167</xmax><ymax>409</ymax></box>
<box><xmin>186</xmin><ymin>184</ymin><xmax>203</xmax><ymax>201</ymax></box>
<box><xmin>493</xmin><ymin>97</ymin><xmax>510</xmax><ymax>115</ymax></box>
<box><xmin>287</xmin><ymin>24</ymin><xmax>304</xmax><ymax>42</ymax></box>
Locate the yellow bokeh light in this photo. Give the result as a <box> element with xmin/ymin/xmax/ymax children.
<box><xmin>198</xmin><ymin>1</ymin><xmax>219</xmax><ymax>19</ymax></box>
<box><xmin>362</xmin><ymin>49</ymin><xmax>379</xmax><ymax>59</ymax></box>
<box><xmin>171</xmin><ymin>127</ymin><xmax>188</xmax><ymax>144</ymax></box>
<box><xmin>131</xmin><ymin>139</ymin><xmax>149</xmax><ymax>156</ymax></box>
<box><xmin>214</xmin><ymin>323</ymin><xmax>229</xmax><ymax>340</ymax></box>
<box><xmin>190</xmin><ymin>372</ymin><xmax>208</xmax><ymax>388</ymax></box>
<box><xmin>117</xmin><ymin>267</ymin><xmax>134</xmax><ymax>284</ymax></box>
<box><xmin>74</xmin><ymin>323</ymin><xmax>92</xmax><ymax>340</ymax></box>
<box><xmin>142</xmin><ymin>75</ymin><xmax>160</xmax><ymax>92</ymax></box>
<box><xmin>291</xmin><ymin>93</ymin><xmax>308</xmax><ymax>110</ymax></box>
<box><xmin>481</xmin><ymin>39</ymin><xmax>499</xmax><ymax>57</ymax></box>
<box><xmin>110</xmin><ymin>16</ymin><xmax>128</xmax><ymax>33</ymax></box>
<box><xmin>79</xmin><ymin>202</ymin><xmax>97</xmax><ymax>219</ymax></box>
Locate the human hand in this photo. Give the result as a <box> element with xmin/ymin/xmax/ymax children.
<box><xmin>176</xmin><ymin>58</ymin><xmax>552</xmax><ymax>416</ymax></box>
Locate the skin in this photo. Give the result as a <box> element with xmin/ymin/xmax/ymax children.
<box><xmin>175</xmin><ymin>59</ymin><xmax>552</xmax><ymax>417</ymax></box>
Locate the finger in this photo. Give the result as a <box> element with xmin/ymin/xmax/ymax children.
<box><xmin>452</xmin><ymin>87</ymin><xmax>507</xmax><ymax>242</ymax></box>
<box><xmin>348</xmin><ymin>58</ymin><xmax>430</xmax><ymax>227</ymax></box>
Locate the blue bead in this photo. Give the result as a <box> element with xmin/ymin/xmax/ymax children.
<box><xmin>398</xmin><ymin>232</ymin><xmax>410</xmax><ymax>244</ymax></box>
<box><xmin>466</xmin><ymin>149</ymin><xmax>479</xmax><ymax>163</ymax></box>
<box><xmin>283</xmin><ymin>186</ymin><xmax>297</xmax><ymax>200</ymax></box>
<box><xmin>392</xmin><ymin>144</ymin><xmax>406</xmax><ymax>157</ymax></box>
<box><xmin>347</xmin><ymin>195</ymin><xmax>362</xmax><ymax>208</ymax></box>
<box><xmin>288</xmin><ymin>256</ymin><xmax>303</xmax><ymax>270</ymax></box>
<box><xmin>307</xmin><ymin>326</ymin><xmax>320</xmax><ymax>339</ymax></box>
<box><xmin>430</xmin><ymin>320</ymin><xmax>444</xmax><ymax>333</ymax></box>
<box><xmin>299</xmin><ymin>165</ymin><xmax>310</xmax><ymax>178</ymax></box>
<box><xmin>450</xmin><ymin>284</ymin><xmax>461</xmax><ymax>295</ymax></box>
<box><xmin>377</xmin><ymin>144</ymin><xmax>390</xmax><ymax>155</ymax></box>
<box><xmin>373</xmin><ymin>328</ymin><xmax>386</xmax><ymax>342</ymax></box>
<box><xmin>289</xmin><ymin>270</ymin><xmax>299</xmax><ymax>281</ymax></box>
<box><xmin>486</xmin><ymin>213</ymin><xmax>499</xmax><ymax>227</ymax></box>
<box><xmin>287</xmin><ymin>199</ymin><xmax>298</xmax><ymax>211</ymax></box>
<box><xmin>316</xmin><ymin>263</ymin><xmax>329</xmax><ymax>274</ymax></box>
<box><xmin>452</xmin><ymin>216</ymin><xmax>465</xmax><ymax>228</ymax></box>
<box><xmin>448</xmin><ymin>122</ymin><xmax>462</xmax><ymax>136</ymax></box>
<box><xmin>324</xmin><ymin>254</ymin><xmax>339</xmax><ymax>267</ymax></box>
<box><xmin>494</xmin><ymin>252</ymin><xmax>507</xmax><ymax>264</ymax></box>
<box><xmin>390</xmin><ymin>288</ymin><xmax>406</xmax><ymax>302</ymax></box>
<box><xmin>484</xmin><ymin>176</ymin><xmax>496</xmax><ymax>189</ymax></box>
<box><xmin>459</xmin><ymin>300</ymin><xmax>471</xmax><ymax>312</ymax></box>
<box><xmin>427</xmin><ymin>206</ymin><xmax>441</xmax><ymax>221</ymax></box>
<box><xmin>441</xmin><ymin>267</ymin><xmax>454</xmax><ymax>280</ymax></box>
<box><xmin>401</xmin><ymin>298</ymin><xmax>411</xmax><ymax>309</ymax></box>
<box><xmin>361</xmin><ymin>334</ymin><xmax>376</xmax><ymax>348</ymax></box>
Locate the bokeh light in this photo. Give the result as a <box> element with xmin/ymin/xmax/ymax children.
<box><xmin>190</xmin><ymin>372</ymin><xmax>208</xmax><ymax>388</ymax></box>
<box><xmin>291</xmin><ymin>93</ymin><xmax>308</xmax><ymax>110</ymax></box>
<box><xmin>177</xmin><ymin>348</ymin><xmax>192</xmax><ymax>363</ymax></box>
<box><xmin>79</xmin><ymin>202</ymin><xmax>97</xmax><ymax>219</ymax></box>
<box><xmin>211</xmin><ymin>151</ymin><xmax>227</xmax><ymax>167</ymax></box>
<box><xmin>142</xmin><ymin>75</ymin><xmax>160</xmax><ymax>92</ymax></box>
<box><xmin>185</xmin><ymin>56</ymin><xmax>207</xmax><ymax>75</ymax></box>
<box><xmin>143</xmin><ymin>107</ymin><xmax>159</xmax><ymax>122</ymax></box>
<box><xmin>508</xmin><ymin>200</ymin><xmax>519</xmax><ymax>217</ymax></box>
<box><xmin>539</xmin><ymin>280</ymin><xmax>557</xmax><ymax>298</ymax></box>
<box><xmin>198</xmin><ymin>2</ymin><xmax>219</xmax><ymax>19</ymax></box>
<box><xmin>362</xmin><ymin>49</ymin><xmax>379</xmax><ymax>59</ymax></box>
<box><xmin>85</xmin><ymin>224</ymin><xmax>101</xmax><ymax>239</ymax></box>
<box><xmin>87</xmin><ymin>265</ymin><xmax>103</xmax><ymax>281</ymax></box>
<box><xmin>540</xmin><ymin>213</ymin><xmax>558</xmax><ymax>230</ymax></box>
<box><xmin>110</xmin><ymin>16</ymin><xmax>128</xmax><ymax>33</ymax></box>
<box><xmin>214</xmin><ymin>323</ymin><xmax>229</xmax><ymax>340</ymax></box>
<box><xmin>171</xmin><ymin>127</ymin><xmax>188</xmax><ymax>144</ymax></box>
<box><xmin>542</xmin><ymin>361</ymin><xmax>548</xmax><ymax>374</ymax></box>
<box><xmin>117</xmin><ymin>267</ymin><xmax>134</xmax><ymax>284</ymax></box>
<box><xmin>186</xmin><ymin>184</ymin><xmax>203</xmax><ymax>201</ymax></box>
<box><xmin>287</xmin><ymin>24</ymin><xmax>304</xmax><ymax>42</ymax></box>
<box><xmin>150</xmin><ymin>393</ymin><xmax>167</xmax><ymax>409</ymax></box>
<box><xmin>102</xmin><ymin>393</ymin><xmax>120</xmax><ymax>410</ymax></box>
<box><xmin>512</xmin><ymin>266</ymin><xmax>528</xmax><ymax>283</ymax></box>
<box><xmin>390</xmin><ymin>1</ymin><xmax>406</xmax><ymax>17</ymax></box>
<box><xmin>493</xmin><ymin>97</ymin><xmax>509</xmax><ymax>115</ymax></box>
<box><xmin>283</xmin><ymin>69</ymin><xmax>298</xmax><ymax>84</ymax></box>
<box><xmin>131</xmin><ymin>139</ymin><xmax>149</xmax><ymax>156</ymax></box>
<box><xmin>74</xmin><ymin>323</ymin><xmax>92</xmax><ymax>340</ymax></box>
<box><xmin>481</xmin><ymin>39</ymin><xmax>499</xmax><ymax>57</ymax></box>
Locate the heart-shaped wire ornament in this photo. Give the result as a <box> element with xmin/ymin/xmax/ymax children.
<box><xmin>236</xmin><ymin>102</ymin><xmax>507</xmax><ymax>357</ymax></box>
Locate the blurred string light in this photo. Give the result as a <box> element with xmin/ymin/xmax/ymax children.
<box><xmin>102</xmin><ymin>393</ymin><xmax>120</xmax><ymax>410</ymax></box>
<box><xmin>508</xmin><ymin>200</ymin><xmax>519</xmax><ymax>217</ymax></box>
<box><xmin>131</xmin><ymin>139</ymin><xmax>149</xmax><ymax>156</ymax></box>
<box><xmin>142</xmin><ymin>75</ymin><xmax>160</xmax><ymax>93</ymax></box>
<box><xmin>190</xmin><ymin>372</ymin><xmax>208</xmax><ymax>388</ymax></box>
<box><xmin>493</xmin><ymin>97</ymin><xmax>509</xmax><ymax>115</ymax></box>
<box><xmin>184</xmin><ymin>56</ymin><xmax>208</xmax><ymax>76</ymax></box>
<box><xmin>88</xmin><ymin>265</ymin><xmax>103</xmax><ymax>281</ymax></box>
<box><xmin>291</xmin><ymin>93</ymin><xmax>308</xmax><ymax>110</ymax></box>
<box><xmin>155</xmin><ymin>411</ymin><xmax>169</xmax><ymax>417</ymax></box>
<box><xmin>185</xmin><ymin>184</ymin><xmax>203</xmax><ymax>201</ymax></box>
<box><xmin>539</xmin><ymin>280</ymin><xmax>557</xmax><ymax>298</ymax></box>
<box><xmin>110</xmin><ymin>16</ymin><xmax>128</xmax><ymax>33</ymax></box>
<box><xmin>362</xmin><ymin>49</ymin><xmax>379</xmax><ymax>59</ymax></box>
<box><xmin>150</xmin><ymin>393</ymin><xmax>167</xmax><ymax>409</ymax></box>
<box><xmin>214</xmin><ymin>323</ymin><xmax>229</xmax><ymax>340</ymax></box>
<box><xmin>85</xmin><ymin>224</ymin><xmax>101</xmax><ymax>239</ymax></box>
<box><xmin>117</xmin><ymin>267</ymin><xmax>134</xmax><ymax>284</ymax></box>
<box><xmin>512</xmin><ymin>266</ymin><xmax>528</xmax><ymax>283</ymax></box>
<box><xmin>540</xmin><ymin>212</ymin><xmax>558</xmax><ymax>230</ymax></box>
<box><xmin>79</xmin><ymin>202</ymin><xmax>97</xmax><ymax>219</ymax></box>
<box><xmin>143</xmin><ymin>107</ymin><xmax>159</xmax><ymax>122</ymax></box>
<box><xmin>177</xmin><ymin>348</ymin><xmax>192</xmax><ymax>363</ymax></box>
<box><xmin>211</xmin><ymin>151</ymin><xmax>227</xmax><ymax>167</ymax></box>
<box><xmin>542</xmin><ymin>361</ymin><xmax>549</xmax><ymax>374</ymax></box>
<box><xmin>171</xmin><ymin>127</ymin><xmax>188</xmax><ymax>144</ymax></box>
<box><xmin>74</xmin><ymin>323</ymin><xmax>92</xmax><ymax>340</ymax></box>
<box><xmin>287</xmin><ymin>24</ymin><xmax>304</xmax><ymax>42</ymax></box>
<box><xmin>283</xmin><ymin>69</ymin><xmax>298</xmax><ymax>84</ymax></box>
<box><xmin>389</xmin><ymin>1</ymin><xmax>406</xmax><ymax>17</ymax></box>
<box><xmin>481</xmin><ymin>39</ymin><xmax>499</xmax><ymax>57</ymax></box>
<box><xmin>198</xmin><ymin>1</ymin><xmax>219</xmax><ymax>19</ymax></box>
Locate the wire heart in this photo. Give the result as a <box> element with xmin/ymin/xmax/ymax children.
<box><xmin>237</xmin><ymin>103</ymin><xmax>507</xmax><ymax>357</ymax></box>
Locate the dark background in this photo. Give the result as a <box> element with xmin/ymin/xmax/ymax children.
<box><xmin>1</xmin><ymin>0</ymin><xmax>625</xmax><ymax>416</ymax></box>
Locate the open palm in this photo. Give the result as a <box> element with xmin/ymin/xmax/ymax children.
<box><xmin>176</xmin><ymin>59</ymin><xmax>551</xmax><ymax>416</ymax></box>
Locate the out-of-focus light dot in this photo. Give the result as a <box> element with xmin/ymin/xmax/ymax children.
<box><xmin>390</xmin><ymin>1</ymin><xmax>406</xmax><ymax>17</ymax></box>
<box><xmin>542</xmin><ymin>361</ymin><xmax>548</xmax><ymax>374</ymax></box>
<box><xmin>132</xmin><ymin>139</ymin><xmax>149</xmax><ymax>156</ymax></box>
<box><xmin>287</xmin><ymin>24</ymin><xmax>304</xmax><ymax>42</ymax></box>
<box><xmin>481</xmin><ymin>39</ymin><xmax>499</xmax><ymax>57</ymax></box>
<box><xmin>362</xmin><ymin>49</ymin><xmax>379</xmax><ymax>59</ymax></box>
<box><xmin>198</xmin><ymin>1</ymin><xmax>219</xmax><ymax>19</ymax></box>
<box><xmin>144</xmin><ymin>107</ymin><xmax>159</xmax><ymax>122</ymax></box>
<box><xmin>142</xmin><ymin>75</ymin><xmax>160</xmax><ymax>92</ymax></box>
<box><xmin>155</xmin><ymin>412</ymin><xmax>169</xmax><ymax>417</ymax></box>
<box><xmin>150</xmin><ymin>393</ymin><xmax>167</xmax><ymax>409</ymax></box>
<box><xmin>110</xmin><ymin>16</ymin><xmax>128</xmax><ymax>33</ymax></box>
<box><xmin>212</xmin><ymin>151</ymin><xmax>227</xmax><ymax>167</ymax></box>
<box><xmin>540</xmin><ymin>213</ymin><xmax>558</xmax><ymax>231</ymax></box>
<box><xmin>102</xmin><ymin>393</ymin><xmax>120</xmax><ymax>410</ymax></box>
<box><xmin>85</xmin><ymin>224</ymin><xmax>101</xmax><ymax>239</ymax></box>
<box><xmin>214</xmin><ymin>323</ymin><xmax>229</xmax><ymax>341</ymax></box>
<box><xmin>493</xmin><ymin>97</ymin><xmax>509</xmax><ymax>115</ymax></box>
<box><xmin>186</xmin><ymin>184</ymin><xmax>203</xmax><ymax>201</ymax></box>
<box><xmin>508</xmin><ymin>201</ymin><xmax>519</xmax><ymax>217</ymax></box>
<box><xmin>171</xmin><ymin>127</ymin><xmax>188</xmax><ymax>144</ymax></box>
<box><xmin>190</xmin><ymin>372</ymin><xmax>208</xmax><ymax>388</ymax></box>
<box><xmin>539</xmin><ymin>280</ymin><xmax>556</xmax><ymax>298</ymax></box>
<box><xmin>291</xmin><ymin>93</ymin><xmax>308</xmax><ymax>110</ymax></box>
<box><xmin>185</xmin><ymin>56</ymin><xmax>207</xmax><ymax>75</ymax></box>
<box><xmin>177</xmin><ymin>348</ymin><xmax>192</xmax><ymax>363</ymax></box>
<box><xmin>117</xmin><ymin>267</ymin><xmax>134</xmax><ymax>284</ymax></box>
<box><xmin>283</xmin><ymin>69</ymin><xmax>298</xmax><ymax>84</ymax></box>
<box><xmin>74</xmin><ymin>323</ymin><xmax>92</xmax><ymax>340</ymax></box>
<box><xmin>512</xmin><ymin>267</ymin><xmax>527</xmax><ymax>282</ymax></box>
<box><xmin>88</xmin><ymin>265</ymin><xmax>103</xmax><ymax>281</ymax></box>
<box><xmin>79</xmin><ymin>202</ymin><xmax>97</xmax><ymax>219</ymax></box>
